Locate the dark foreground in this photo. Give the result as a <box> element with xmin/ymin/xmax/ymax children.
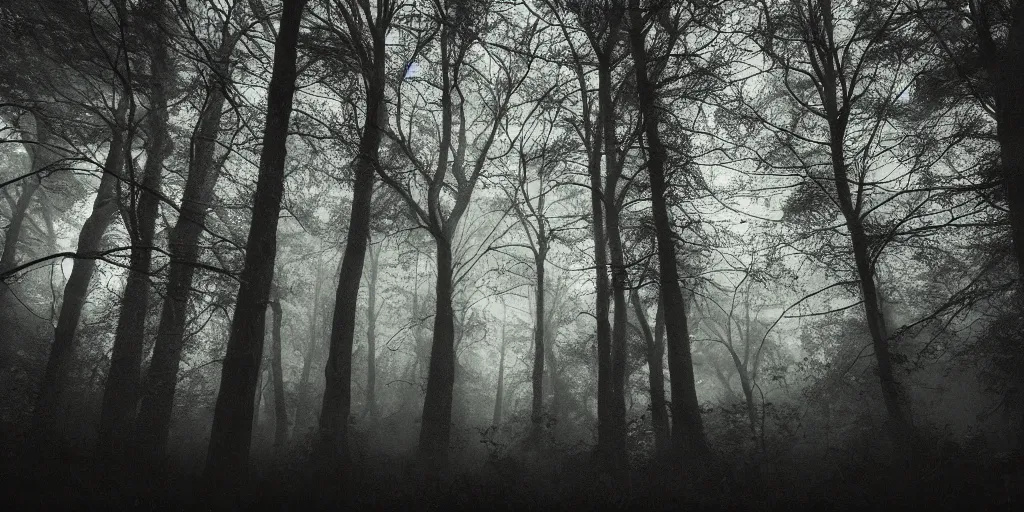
<box><xmin>1</xmin><ymin>443</ymin><xmax>1020</xmax><ymax>511</ymax></box>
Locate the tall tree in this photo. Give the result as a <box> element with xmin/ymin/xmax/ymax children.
<box><xmin>626</xmin><ymin>0</ymin><xmax>710</xmax><ymax>462</ymax></box>
<box><xmin>293</xmin><ymin>254</ymin><xmax>324</xmax><ymax>434</ymax></box>
<box><xmin>747</xmin><ymin>0</ymin><xmax>954</xmax><ymax>449</ymax></box>
<box><xmin>912</xmin><ymin>0</ymin><xmax>1024</xmax><ymax>280</ymax></box>
<box><xmin>492</xmin><ymin>307</ymin><xmax>507</xmax><ymax>426</ymax></box>
<box><xmin>545</xmin><ymin>0</ymin><xmax>628</xmax><ymax>466</ymax></box>
<box><xmin>135</xmin><ymin>5</ymin><xmax>245</xmax><ymax>461</ymax></box>
<box><xmin>630</xmin><ymin>288</ymin><xmax>669</xmax><ymax>455</ymax></box>
<box><xmin>269</xmin><ymin>288</ymin><xmax>288</xmax><ymax>451</ymax></box>
<box><xmin>499</xmin><ymin>100</ymin><xmax>576</xmax><ymax>442</ymax></box>
<box><xmin>377</xmin><ymin>0</ymin><xmax>534</xmax><ymax>463</ymax></box>
<box><xmin>204</xmin><ymin>0</ymin><xmax>307</xmax><ymax>486</ymax></box>
<box><xmin>29</xmin><ymin>0</ymin><xmax>136</xmax><ymax>445</ymax></box>
<box><xmin>97</xmin><ymin>0</ymin><xmax>176</xmax><ymax>458</ymax></box>
<box><xmin>313</xmin><ymin>0</ymin><xmax>399</xmax><ymax>468</ymax></box>
<box><xmin>363</xmin><ymin>238</ymin><xmax>382</xmax><ymax>423</ymax></box>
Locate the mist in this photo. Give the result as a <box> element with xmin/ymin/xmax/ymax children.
<box><xmin>0</xmin><ymin>0</ymin><xmax>1022</xmax><ymax>509</ymax></box>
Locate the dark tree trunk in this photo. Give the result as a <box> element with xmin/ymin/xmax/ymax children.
<box><xmin>727</xmin><ymin>347</ymin><xmax>758</xmax><ymax>435</ymax></box>
<box><xmin>599</xmin><ymin>56</ymin><xmax>629</xmax><ymax>467</ymax></box>
<box><xmin>545</xmin><ymin>326</ymin><xmax>560</xmax><ymax>423</ymax></box>
<box><xmin>419</xmin><ymin>237</ymin><xmax>456</xmax><ymax>464</ymax></box>
<box><xmin>0</xmin><ymin>119</ymin><xmax>56</xmax><ymax>348</ymax></box>
<box><xmin>403</xmin><ymin>254</ymin><xmax>426</xmax><ymax>412</ymax></box>
<box><xmin>294</xmin><ymin>259</ymin><xmax>322</xmax><ymax>435</ymax></box>
<box><xmin>253</xmin><ymin>366</ymin><xmax>265</xmax><ymax>434</ymax></box>
<box><xmin>991</xmin><ymin>3</ymin><xmax>1024</xmax><ymax>284</ymax></box>
<box><xmin>589</xmin><ymin>67</ymin><xmax>614</xmax><ymax>468</ymax></box>
<box><xmin>827</xmin><ymin>118</ymin><xmax>911</xmax><ymax>445</ymax></box>
<box><xmin>204</xmin><ymin>0</ymin><xmax>306</xmax><ymax>486</ymax></box>
<box><xmin>270</xmin><ymin>296</ymin><xmax>288</xmax><ymax>450</ymax></box>
<box><xmin>493</xmin><ymin>319</ymin><xmax>506</xmax><ymax>426</ymax></box>
<box><xmin>134</xmin><ymin>28</ymin><xmax>237</xmax><ymax>461</ymax></box>
<box><xmin>627</xmin><ymin>1</ymin><xmax>708</xmax><ymax>462</ymax></box>
<box><xmin>365</xmin><ymin>243</ymin><xmax>380</xmax><ymax>423</ymax></box>
<box><xmin>530</xmin><ymin>254</ymin><xmax>545</xmax><ymax>440</ymax></box>
<box><xmin>98</xmin><ymin>4</ymin><xmax>174</xmax><ymax>457</ymax></box>
<box><xmin>0</xmin><ymin>181</ymin><xmax>40</xmax><ymax>274</ymax></box>
<box><xmin>631</xmin><ymin>289</ymin><xmax>669</xmax><ymax>456</ymax></box>
<box><xmin>33</xmin><ymin>102</ymin><xmax>129</xmax><ymax>443</ymax></box>
<box><xmin>318</xmin><ymin>62</ymin><xmax>385</xmax><ymax>467</ymax></box>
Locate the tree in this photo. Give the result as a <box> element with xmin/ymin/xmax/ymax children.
<box><xmin>97</xmin><ymin>0</ymin><xmax>176</xmax><ymax>459</ymax></box>
<box><xmin>626</xmin><ymin>0</ymin><xmax>723</xmax><ymax>462</ymax></box>
<box><xmin>204</xmin><ymin>0</ymin><xmax>307</xmax><ymax>487</ymax></box>
<box><xmin>629</xmin><ymin>287</ymin><xmax>669</xmax><ymax>455</ymax></box>
<box><xmin>376</xmin><ymin>0</ymin><xmax>536</xmax><ymax>463</ymax></box>
<box><xmin>312</xmin><ymin>0</ymin><xmax>400</xmax><ymax>468</ymax></box>
<box><xmin>135</xmin><ymin>1</ymin><xmax>247</xmax><ymax>461</ymax></box>
<box><xmin>270</xmin><ymin>286</ymin><xmax>288</xmax><ymax>451</ymax></box>
<box><xmin>31</xmin><ymin>0</ymin><xmax>137</xmax><ymax>443</ymax></box>
<box><xmin>497</xmin><ymin>96</ymin><xmax>578</xmax><ymax>442</ymax></box>
<box><xmin>744</xmin><ymin>0</ymin><xmax>964</xmax><ymax>449</ymax></box>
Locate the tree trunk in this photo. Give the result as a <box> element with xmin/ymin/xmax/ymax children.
<box><xmin>631</xmin><ymin>289</ymin><xmax>669</xmax><ymax>456</ymax></box>
<box><xmin>530</xmin><ymin>254</ymin><xmax>545</xmax><ymax>440</ymax></box>
<box><xmin>204</xmin><ymin>0</ymin><xmax>306</xmax><ymax>487</ymax></box>
<box><xmin>294</xmin><ymin>258</ymin><xmax>322</xmax><ymax>435</ymax></box>
<box><xmin>0</xmin><ymin>181</ymin><xmax>41</xmax><ymax>274</ymax></box>
<box><xmin>134</xmin><ymin>28</ymin><xmax>237</xmax><ymax>461</ymax></box>
<box><xmin>589</xmin><ymin>63</ymin><xmax>615</xmax><ymax>468</ymax></box>
<box><xmin>599</xmin><ymin>57</ymin><xmax>629</xmax><ymax>467</ymax></box>
<box><xmin>989</xmin><ymin>3</ymin><xmax>1024</xmax><ymax>446</ymax></box>
<box><xmin>827</xmin><ymin>119</ymin><xmax>912</xmax><ymax>446</ymax></box>
<box><xmin>253</xmin><ymin>366</ymin><xmax>265</xmax><ymax>434</ymax></box>
<box><xmin>419</xmin><ymin>236</ymin><xmax>456</xmax><ymax>464</ymax></box>
<box><xmin>493</xmin><ymin>318</ymin><xmax>506</xmax><ymax>426</ymax></box>
<box><xmin>0</xmin><ymin>118</ymin><xmax>56</xmax><ymax>353</ymax></box>
<box><xmin>365</xmin><ymin>241</ymin><xmax>380</xmax><ymax>423</ymax></box>
<box><xmin>98</xmin><ymin>5</ymin><xmax>174</xmax><ymax>457</ymax></box>
<box><xmin>270</xmin><ymin>296</ymin><xmax>288</xmax><ymax>450</ymax></box>
<box><xmin>33</xmin><ymin>101</ymin><xmax>129</xmax><ymax>444</ymax></box>
<box><xmin>318</xmin><ymin>62</ymin><xmax>385</xmax><ymax>467</ymax></box>
<box><xmin>992</xmin><ymin>3</ymin><xmax>1024</xmax><ymax>284</ymax></box>
<box><xmin>627</xmin><ymin>1</ymin><xmax>708</xmax><ymax>462</ymax></box>
<box><xmin>545</xmin><ymin>327</ymin><xmax>560</xmax><ymax>423</ymax></box>
<box><xmin>726</xmin><ymin>347</ymin><xmax>758</xmax><ymax>436</ymax></box>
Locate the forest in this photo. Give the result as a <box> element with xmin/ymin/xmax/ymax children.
<box><xmin>0</xmin><ymin>0</ymin><xmax>1022</xmax><ymax>508</ymax></box>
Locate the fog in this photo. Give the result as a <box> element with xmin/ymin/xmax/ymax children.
<box><xmin>0</xmin><ymin>0</ymin><xmax>1022</xmax><ymax>509</ymax></box>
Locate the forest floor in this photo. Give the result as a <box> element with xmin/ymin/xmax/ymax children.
<box><xmin>1</xmin><ymin>438</ymin><xmax>1021</xmax><ymax>511</ymax></box>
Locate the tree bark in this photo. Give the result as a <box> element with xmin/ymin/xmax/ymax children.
<box><xmin>0</xmin><ymin>117</ymin><xmax>57</xmax><ymax>353</ymax></box>
<box><xmin>544</xmin><ymin>323</ymin><xmax>561</xmax><ymax>423</ymax></box>
<box><xmin>599</xmin><ymin>54</ymin><xmax>629</xmax><ymax>467</ymax></box>
<box><xmin>825</xmin><ymin>101</ymin><xmax>911</xmax><ymax>446</ymax></box>
<box><xmin>294</xmin><ymin>258</ymin><xmax>322</xmax><ymax>435</ymax></box>
<box><xmin>983</xmin><ymin>1</ymin><xmax>1024</xmax><ymax>283</ymax></box>
<box><xmin>33</xmin><ymin>100</ymin><xmax>129</xmax><ymax>443</ymax></box>
<box><xmin>530</xmin><ymin>254</ymin><xmax>545</xmax><ymax>440</ymax></box>
<box><xmin>365</xmin><ymin>242</ymin><xmax>380</xmax><ymax>423</ymax></box>
<box><xmin>419</xmin><ymin>236</ymin><xmax>456</xmax><ymax>464</ymax></box>
<box><xmin>631</xmin><ymin>289</ymin><xmax>669</xmax><ymax>455</ymax></box>
<box><xmin>98</xmin><ymin>2</ymin><xmax>174</xmax><ymax>457</ymax></box>
<box><xmin>204</xmin><ymin>0</ymin><xmax>306</xmax><ymax>487</ymax></box>
<box><xmin>587</xmin><ymin>63</ymin><xmax>615</xmax><ymax>469</ymax></box>
<box><xmin>134</xmin><ymin>25</ymin><xmax>237</xmax><ymax>461</ymax></box>
<box><xmin>270</xmin><ymin>295</ymin><xmax>288</xmax><ymax>450</ymax></box>
<box><xmin>627</xmin><ymin>0</ymin><xmax>708</xmax><ymax>462</ymax></box>
<box><xmin>318</xmin><ymin>50</ymin><xmax>386</xmax><ymax>467</ymax></box>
